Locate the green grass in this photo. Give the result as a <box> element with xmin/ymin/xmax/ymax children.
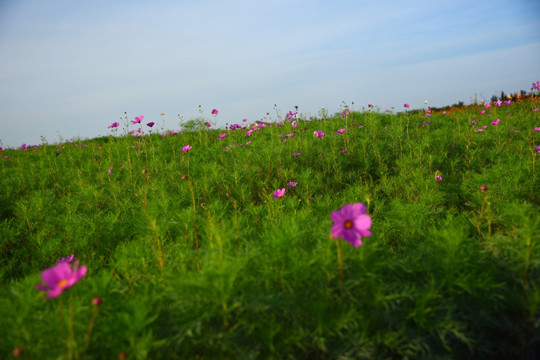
<box><xmin>0</xmin><ymin>97</ymin><xmax>539</xmax><ymax>359</ymax></box>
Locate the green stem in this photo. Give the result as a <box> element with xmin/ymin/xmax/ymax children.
<box><xmin>81</xmin><ymin>306</ymin><xmax>99</xmax><ymax>356</ymax></box>
<box><xmin>335</xmin><ymin>238</ymin><xmax>344</xmax><ymax>284</ymax></box>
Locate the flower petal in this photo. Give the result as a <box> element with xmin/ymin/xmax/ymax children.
<box><xmin>42</xmin><ymin>263</ymin><xmax>70</xmax><ymax>286</ymax></box>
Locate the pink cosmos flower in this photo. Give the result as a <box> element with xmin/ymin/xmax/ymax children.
<box><xmin>495</xmin><ymin>100</ymin><xmax>502</xmax><ymax>107</ymax></box>
<box><xmin>491</xmin><ymin>119</ymin><xmax>500</xmax><ymax>125</ymax></box>
<box><xmin>107</xmin><ymin>166</ymin><xmax>113</xmax><ymax>175</ymax></box>
<box><xmin>480</xmin><ymin>185</ymin><xmax>487</xmax><ymax>192</ymax></box>
<box><xmin>330</xmin><ymin>203</ymin><xmax>372</xmax><ymax>247</ymax></box>
<box><xmin>476</xmin><ymin>129</ymin><xmax>484</xmax><ymax>133</ymax></box>
<box><xmin>533</xmin><ymin>81</ymin><xmax>540</xmax><ymax>90</ymax></box>
<box><xmin>273</xmin><ymin>188</ymin><xmax>285</xmax><ymax>199</ymax></box>
<box><xmin>314</xmin><ymin>130</ymin><xmax>325</xmax><ymax>139</ymax></box>
<box><xmin>287</xmin><ymin>182</ymin><xmax>297</xmax><ymax>187</ymax></box>
<box><xmin>36</xmin><ymin>260</ymin><xmax>87</xmax><ymax>298</ymax></box>
<box><xmin>291</xmin><ymin>120</ymin><xmax>298</xmax><ymax>128</ymax></box>
<box><xmin>404</xmin><ymin>103</ymin><xmax>410</xmax><ymax>108</ymax></box>
<box><xmin>292</xmin><ymin>152</ymin><xmax>301</xmax><ymax>157</ymax></box>
<box><xmin>480</xmin><ymin>110</ymin><xmax>486</xmax><ymax>115</ymax></box>
<box><xmin>341</xmin><ymin>109</ymin><xmax>352</xmax><ymax>118</ymax></box>
<box><xmin>147</xmin><ymin>122</ymin><xmax>155</xmax><ymax>128</ymax></box>
<box><xmin>533</xmin><ymin>127</ymin><xmax>540</xmax><ymax>132</ymax></box>
<box><xmin>535</xmin><ymin>145</ymin><xmax>540</xmax><ymax>153</ymax></box>
<box><xmin>435</xmin><ymin>175</ymin><xmax>443</xmax><ymax>182</ymax></box>
<box><xmin>108</xmin><ymin>122</ymin><xmax>120</xmax><ymax>129</ymax></box>
<box><xmin>181</xmin><ymin>145</ymin><xmax>192</xmax><ymax>152</ymax></box>
<box><xmin>218</xmin><ymin>133</ymin><xmax>228</xmax><ymax>140</ymax></box>
<box><xmin>211</xmin><ymin>109</ymin><xmax>219</xmax><ymax>115</ymax></box>
<box><xmin>58</xmin><ymin>254</ymin><xmax>74</xmax><ymax>263</ymax></box>
<box><xmin>245</xmin><ymin>130</ymin><xmax>253</xmax><ymax>137</ymax></box>
<box><xmin>285</xmin><ymin>110</ymin><xmax>298</xmax><ymax>120</ymax></box>
<box><xmin>336</xmin><ymin>129</ymin><xmax>346</xmax><ymax>134</ymax></box>
<box><xmin>133</xmin><ymin>115</ymin><xmax>143</xmax><ymax>124</ymax></box>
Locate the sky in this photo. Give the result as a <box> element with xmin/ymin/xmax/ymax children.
<box><xmin>0</xmin><ymin>0</ymin><xmax>539</xmax><ymax>148</ymax></box>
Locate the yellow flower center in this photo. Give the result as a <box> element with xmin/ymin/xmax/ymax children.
<box><xmin>344</xmin><ymin>220</ymin><xmax>353</xmax><ymax>229</ymax></box>
<box><xmin>58</xmin><ymin>279</ymin><xmax>68</xmax><ymax>288</ymax></box>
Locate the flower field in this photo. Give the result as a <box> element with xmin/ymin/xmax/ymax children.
<box><xmin>1</xmin><ymin>85</ymin><xmax>539</xmax><ymax>359</ymax></box>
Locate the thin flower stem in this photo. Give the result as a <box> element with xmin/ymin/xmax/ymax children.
<box><xmin>189</xmin><ymin>180</ymin><xmax>200</xmax><ymax>273</ymax></box>
<box><xmin>335</xmin><ymin>238</ymin><xmax>344</xmax><ymax>284</ymax></box>
<box><xmin>58</xmin><ymin>297</ymin><xmax>65</xmax><ymax>344</ymax></box>
<box><xmin>67</xmin><ymin>294</ymin><xmax>77</xmax><ymax>360</ymax></box>
<box><xmin>234</xmin><ymin>200</ymin><xmax>239</xmax><ymax>256</ymax></box>
<box><xmin>81</xmin><ymin>306</ymin><xmax>99</xmax><ymax>356</ymax></box>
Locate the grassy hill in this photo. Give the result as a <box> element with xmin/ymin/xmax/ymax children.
<box><xmin>0</xmin><ymin>95</ymin><xmax>539</xmax><ymax>359</ymax></box>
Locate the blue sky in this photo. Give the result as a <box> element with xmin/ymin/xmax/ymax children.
<box><xmin>1</xmin><ymin>0</ymin><xmax>539</xmax><ymax>148</ymax></box>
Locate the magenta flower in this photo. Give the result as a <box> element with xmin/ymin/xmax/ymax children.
<box><xmin>491</xmin><ymin>119</ymin><xmax>500</xmax><ymax>125</ymax></box>
<box><xmin>36</xmin><ymin>260</ymin><xmax>87</xmax><ymax>298</ymax></box>
<box><xmin>476</xmin><ymin>128</ymin><xmax>484</xmax><ymax>133</ymax></box>
<box><xmin>314</xmin><ymin>130</ymin><xmax>325</xmax><ymax>139</ymax></box>
<box><xmin>292</xmin><ymin>152</ymin><xmax>301</xmax><ymax>157</ymax></box>
<box><xmin>291</xmin><ymin>120</ymin><xmax>298</xmax><ymax>128</ymax></box>
<box><xmin>181</xmin><ymin>145</ymin><xmax>192</xmax><ymax>153</ymax></box>
<box><xmin>480</xmin><ymin>110</ymin><xmax>486</xmax><ymax>115</ymax></box>
<box><xmin>404</xmin><ymin>103</ymin><xmax>410</xmax><ymax>108</ymax></box>
<box><xmin>535</xmin><ymin>145</ymin><xmax>540</xmax><ymax>153</ymax></box>
<box><xmin>58</xmin><ymin>254</ymin><xmax>74</xmax><ymax>263</ymax></box>
<box><xmin>330</xmin><ymin>203</ymin><xmax>372</xmax><ymax>247</ymax></box>
<box><xmin>495</xmin><ymin>100</ymin><xmax>502</xmax><ymax>107</ymax></box>
<box><xmin>273</xmin><ymin>188</ymin><xmax>285</xmax><ymax>199</ymax></box>
<box><xmin>211</xmin><ymin>109</ymin><xmax>219</xmax><ymax>115</ymax></box>
<box><xmin>132</xmin><ymin>115</ymin><xmax>143</xmax><ymax>124</ymax></box>
<box><xmin>533</xmin><ymin>127</ymin><xmax>540</xmax><ymax>132</ymax></box>
<box><xmin>435</xmin><ymin>175</ymin><xmax>443</xmax><ymax>182</ymax></box>
<box><xmin>108</xmin><ymin>122</ymin><xmax>120</xmax><ymax>129</ymax></box>
<box><xmin>107</xmin><ymin>166</ymin><xmax>113</xmax><ymax>175</ymax></box>
<box><xmin>336</xmin><ymin>128</ymin><xmax>346</xmax><ymax>134</ymax></box>
<box><xmin>533</xmin><ymin>81</ymin><xmax>540</xmax><ymax>90</ymax></box>
<box><xmin>341</xmin><ymin>108</ymin><xmax>352</xmax><ymax>118</ymax></box>
<box><xmin>287</xmin><ymin>182</ymin><xmax>297</xmax><ymax>187</ymax></box>
<box><xmin>285</xmin><ymin>110</ymin><xmax>298</xmax><ymax>120</ymax></box>
<box><xmin>147</xmin><ymin>122</ymin><xmax>155</xmax><ymax>128</ymax></box>
<box><xmin>218</xmin><ymin>133</ymin><xmax>228</xmax><ymax>140</ymax></box>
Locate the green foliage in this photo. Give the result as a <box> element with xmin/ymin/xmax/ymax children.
<box><xmin>0</xmin><ymin>97</ymin><xmax>539</xmax><ymax>358</ymax></box>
